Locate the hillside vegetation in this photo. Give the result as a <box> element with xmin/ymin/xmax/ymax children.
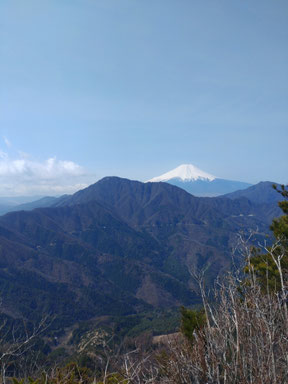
<box><xmin>0</xmin><ymin>180</ymin><xmax>286</xmax><ymax>382</ymax></box>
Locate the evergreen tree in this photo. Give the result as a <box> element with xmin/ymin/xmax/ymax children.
<box><xmin>246</xmin><ymin>184</ymin><xmax>288</xmax><ymax>292</ymax></box>
<box><xmin>180</xmin><ymin>306</ymin><xmax>206</xmax><ymax>343</ymax></box>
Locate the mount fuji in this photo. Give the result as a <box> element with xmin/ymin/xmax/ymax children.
<box><xmin>147</xmin><ymin>164</ymin><xmax>252</xmax><ymax>197</ymax></box>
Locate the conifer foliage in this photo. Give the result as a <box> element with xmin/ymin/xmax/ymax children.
<box><xmin>246</xmin><ymin>184</ymin><xmax>288</xmax><ymax>292</ymax></box>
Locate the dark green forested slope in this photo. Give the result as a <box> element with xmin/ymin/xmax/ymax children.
<box><xmin>0</xmin><ymin>178</ymin><xmax>280</xmax><ymax>329</ymax></box>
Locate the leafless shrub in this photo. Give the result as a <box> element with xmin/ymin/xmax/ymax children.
<box><xmin>154</xmin><ymin>239</ymin><xmax>288</xmax><ymax>384</ymax></box>
<box><xmin>0</xmin><ymin>315</ymin><xmax>51</xmax><ymax>383</ymax></box>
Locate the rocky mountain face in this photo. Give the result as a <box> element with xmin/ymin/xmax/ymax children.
<box><xmin>0</xmin><ymin>177</ymin><xmax>280</xmax><ymax>329</ymax></box>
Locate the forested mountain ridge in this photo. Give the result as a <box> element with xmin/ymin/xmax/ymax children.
<box><xmin>224</xmin><ymin>181</ymin><xmax>283</xmax><ymax>204</ymax></box>
<box><xmin>0</xmin><ymin>177</ymin><xmax>281</xmax><ymax>330</ymax></box>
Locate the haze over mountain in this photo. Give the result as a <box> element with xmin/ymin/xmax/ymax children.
<box><xmin>147</xmin><ymin>164</ymin><xmax>252</xmax><ymax>196</ymax></box>
<box><xmin>224</xmin><ymin>181</ymin><xmax>283</xmax><ymax>205</ymax></box>
<box><xmin>0</xmin><ymin>196</ymin><xmax>61</xmax><ymax>216</ymax></box>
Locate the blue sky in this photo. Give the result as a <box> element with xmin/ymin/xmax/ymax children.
<box><xmin>0</xmin><ymin>0</ymin><xmax>287</xmax><ymax>195</ymax></box>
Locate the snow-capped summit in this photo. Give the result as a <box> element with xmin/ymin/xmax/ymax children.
<box><xmin>147</xmin><ymin>164</ymin><xmax>252</xmax><ymax>196</ymax></box>
<box><xmin>147</xmin><ymin>164</ymin><xmax>216</xmax><ymax>183</ymax></box>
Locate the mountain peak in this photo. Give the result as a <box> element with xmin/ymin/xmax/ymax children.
<box><xmin>147</xmin><ymin>164</ymin><xmax>216</xmax><ymax>183</ymax></box>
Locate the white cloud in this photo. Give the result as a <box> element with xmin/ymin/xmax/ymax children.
<box><xmin>0</xmin><ymin>152</ymin><xmax>95</xmax><ymax>196</ymax></box>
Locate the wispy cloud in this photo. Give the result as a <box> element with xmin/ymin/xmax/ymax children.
<box><xmin>0</xmin><ymin>150</ymin><xmax>94</xmax><ymax>196</ymax></box>
<box><xmin>0</xmin><ymin>156</ymin><xmax>83</xmax><ymax>178</ymax></box>
<box><xmin>3</xmin><ymin>136</ymin><xmax>11</xmax><ymax>148</ymax></box>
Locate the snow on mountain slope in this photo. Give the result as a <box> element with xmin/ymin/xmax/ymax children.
<box><xmin>147</xmin><ymin>164</ymin><xmax>252</xmax><ymax>196</ymax></box>
<box><xmin>147</xmin><ymin>164</ymin><xmax>216</xmax><ymax>183</ymax></box>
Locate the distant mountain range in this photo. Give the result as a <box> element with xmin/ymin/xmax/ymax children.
<box><xmin>0</xmin><ymin>177</ymin><xmax>282</xmax><ymax>333</ymax></box>
<box><xmin>224</xmin><ymin>181</ymin><xmax>283</xmax><ymax>204</ymax></box>
<box><xmin>0</xmin><ymin>195</ymin><xmax>70</xmax><ymax>216</ymax></box>
<box><xmin>0</xmin><ymin>165</ymin><xmax>279</xmax><ymax>216</ymax></box>
<box><xmin>147</xmin><ymin>164</ymin><xmax>252</xmax><ymax>196</ymax></box>
<box><xmin>0</xmin><ymin>195</ymin><xmax>50</xmax><ymax>215</ymax></box>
